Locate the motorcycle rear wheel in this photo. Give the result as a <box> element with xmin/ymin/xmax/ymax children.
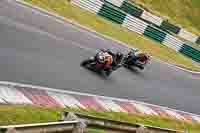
<box><xmin>103</xmin><ymin>70</ymin><xmax>112</xmax><ymax>77</ymax></box>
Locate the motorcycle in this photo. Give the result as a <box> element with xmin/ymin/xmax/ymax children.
<box><xmin>81</xmin><ymin>56</ymin><xmax>113</xmax><ymax>77</ymax></box>
<box><xmin>81</xmin><ymin>50</ymin><xmax>124</xmax><ymax>77</ymax></box>
<box><xmin>123</xmin><ymin>54</ymin><xmax>150</xmax><ymax>70</ymax></box>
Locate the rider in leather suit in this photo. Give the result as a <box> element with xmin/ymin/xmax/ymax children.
<box><xmin>96</xmin><ymin>49</ymin><xmax>123</xmax><ymax>70</ymax></box>
<box><xmin>127</xmin><ymin>48</ymin><xmax>149</xmax><ymax>65</ymax></box>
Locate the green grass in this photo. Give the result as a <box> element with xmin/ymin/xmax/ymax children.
<box><xmin>131</xmin><ymin>0</ymin><xmax>200</xmax><ymax>36</ymax></box>
<box><xmin>87</xmin><ymin>128</ymin><xmax>106</xmax><ymax>133</ymax></box>
<box><xmin>0</xmin><ymin>105</ymin><xmax>59</xmax><ymax>125</ymax></box>
<box><xmin>72</xmin><ymin>109</ymin><xmax>200</xmax><ymax>133</ymax></box>
<box><xmin>23</xmin><ymin>0</ymin><xmax>200</xmax><ymax>71</ymax></box>
<box><xmin>1</xmin><ymin>105</ymin><xmax>200</xmax><ymax>133</ymax></box>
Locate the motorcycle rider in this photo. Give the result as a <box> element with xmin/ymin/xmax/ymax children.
<box><xmin>127</xmin><ymin>48</ymin><xmax>150</xmax><ymax>65</ymax></box>
<box><xmin>96</xmin><ymin>49</ymin><xmax>123</xmax><ymax>70</ymax></box>
<box><xmin>95</xmin><ymin>49</ymin><xmax>113</xmax><ymax>66</ymax></box>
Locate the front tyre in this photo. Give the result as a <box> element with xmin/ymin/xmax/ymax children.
<box><xmin>81</xmin><ymin>57</ymin><xmax>95</xmax><ymax>67</ymax></box>
<box><xmin>81</xmin><ymin>60</ymin><xmax>89</xmax><ymax>67</ymax></box>
<box><xmin>81</xmin><ymin>59</ymin><xmax>92</xmax><ymax>67</ymax></box>
<box><xmin>138</xmin><ymin>65</ymin><xmax>144</xmax><ymax>70</ymax></box>
<box><xmin>135</xmin><ymin>63</ymin><xmax>145</xmax><ymax>70</ymax></box>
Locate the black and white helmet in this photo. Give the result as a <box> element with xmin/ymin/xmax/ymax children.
<box><xmin>97</xmin><ymin>51</ymin><xmax>105</xmax><ymax>63</ymax></box>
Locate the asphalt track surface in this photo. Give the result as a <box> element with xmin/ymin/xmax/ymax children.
<box><xmin>0</xmin><ymin>0</ymin><xmax>200</xmax><ymax>114</ymax></box>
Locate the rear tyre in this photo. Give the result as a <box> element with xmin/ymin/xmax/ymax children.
<box><xmin>105</xmin><ymin>70</ymin><xmax>112</xmax><ymax>77</ymax></box>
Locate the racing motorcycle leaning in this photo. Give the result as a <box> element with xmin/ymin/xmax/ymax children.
<box><xmin>123</xmin><ymin>48</ymin><xmax>150</xmax><ymax>70</ymax></box>
<box><xmin>81</xmin><ymin>50</ymin><xmax>123</xmax><ymax>77</ymax></box>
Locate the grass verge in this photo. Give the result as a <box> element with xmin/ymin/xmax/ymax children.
<box><xmin>1</xmin><ymin>105</ymin><xmax>200</xmax><ymax>133</ymax></box>
<box><xmin>131</xmin><ymin>0</ymin><xmax>200</xmax><ymax>37</ymax></box>
<box><xmin>23</xmin><ymin>0</ymin><xmax>200</xmax><ymax>71</ymax></box>
<box><xmin>87</xmin><ymin>128</ymin><xmax>106</xmax><ymax>133</ymax></box>
<box><xmin>0</xmin><ymin>105</ymin><xmax>59</xmax><ymax>125</ymax></box>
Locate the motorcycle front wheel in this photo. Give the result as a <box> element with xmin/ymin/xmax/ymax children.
<box><xmin>81</xmin><ymin>60</ymin><xmax>89</xmax><ymax>67</ymax></box>
<box><xmin>81</xmin><ymin>57</ymin><xmax>95</xmax><ymax>67</ymax></box>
